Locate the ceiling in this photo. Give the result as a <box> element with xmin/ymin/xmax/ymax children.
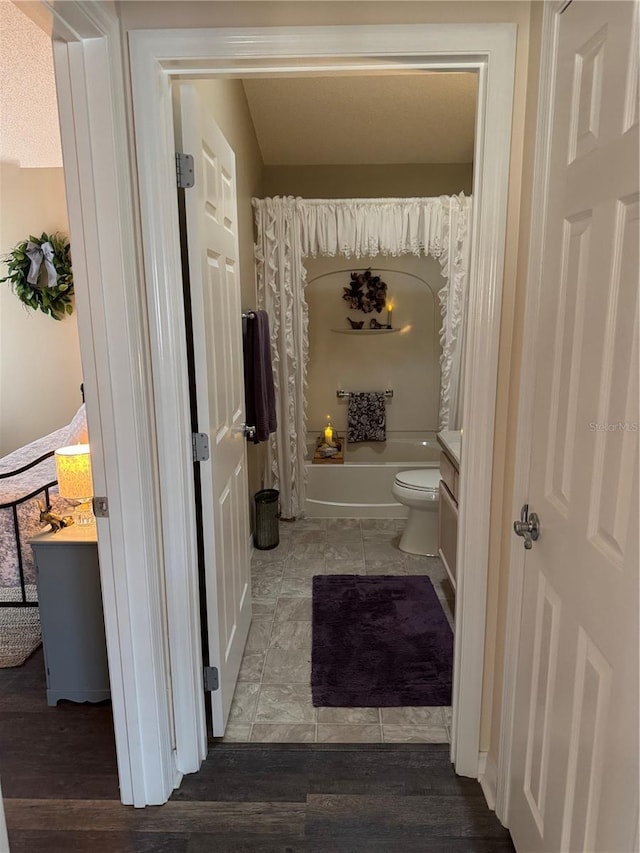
<box><xmin>0</xmin><ymin>9</ymin><xmax>475</xmax><ymax>173</ymax></box>
<box><xmin>242</xmin><ymin>73</ymin><xmax>477</xmax><ymax>166</ymax></box>
<box><xmin>0</xmin><ymin>0</ymin><xmax>62</xmax><ymax>168</ymax></box>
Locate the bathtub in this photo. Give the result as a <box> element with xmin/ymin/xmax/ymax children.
<box><xmin>304</xmin><ymin>431</ymin><xmax>440</xmax><ymax>518</ymax></box>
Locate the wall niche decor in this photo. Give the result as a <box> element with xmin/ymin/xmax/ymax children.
<box><xmin>342</xmin><ymin>269</ymin><xmax>387</xmax><ymax>314</ymax></box>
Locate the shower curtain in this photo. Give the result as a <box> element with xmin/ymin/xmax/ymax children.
<box><xmin>253</xmin><ymin>194</ymin><xmax>473</xmax><ymax>519</ymax></box>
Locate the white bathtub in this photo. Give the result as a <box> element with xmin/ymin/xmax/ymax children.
<box><xmin>305</xmin><ymin>431</ymin><xmax>440</xmax><ymax>518</ymax></box>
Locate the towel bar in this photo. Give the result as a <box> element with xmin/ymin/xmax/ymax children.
<box><xmin>336</xmin><ymin>389</ymin><xmax>393</xmax><ymax>399</ymax></box>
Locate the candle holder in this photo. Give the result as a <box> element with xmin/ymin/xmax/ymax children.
<box><xmin>313</xmin><ymin>430</ymin><xmax>344</xmax><ymax>464</ymax></box>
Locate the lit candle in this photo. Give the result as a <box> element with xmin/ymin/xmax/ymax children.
<box><xmin>387</xmin><ymin>301</ymin><xmax>393</xmax><ymax>328</ymax></box>
<box><xmin>324</xmin><ymin>419</ymin><xmax>334</xmax><ymax>445</ymax></box>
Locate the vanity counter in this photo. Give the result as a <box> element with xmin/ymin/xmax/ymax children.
<box><xmin>437</xmin><ymin>430</ymin><xmax>462</xmax><ymax>469</ymax></box>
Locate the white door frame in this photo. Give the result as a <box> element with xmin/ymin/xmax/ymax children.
<box><xmin>35</xmin><ymin>1</ymin><xmax>180</xmax><ymax>805</ymax></box>
<box><xmin>129</xmin><ymin>23</ymin><xmax>516</xmax><ymax>780</ymax></box>
<box><xmin>495</xmin><ymin>0</ymin><xmax>564</xmax><ymax>826</ymax></box>
<box><xmin>36</xmin><ymin>6</ymin><xmax>516</xmax><ymax>805</ymax></box>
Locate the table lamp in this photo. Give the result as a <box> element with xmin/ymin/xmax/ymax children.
<box><xmin>55</xmin><ymin>444</ymin><xmax>94</xmax><ymax>525</ymax></box>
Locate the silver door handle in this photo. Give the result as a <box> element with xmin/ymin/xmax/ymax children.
<box><xmin>514</xmin><ymin>504</ymin><xmax>540</xmax><ymax>550</ymax></box>
<box><xmin>242</xmin><ymin>424</ymin><xmax>256</xmax><ymax>440</ymax></box>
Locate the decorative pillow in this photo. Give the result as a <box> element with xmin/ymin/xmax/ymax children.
<box><xmin>66</xmin><ymin>404</ymin><xmax>89</xmax><ymax>445</ymax></box>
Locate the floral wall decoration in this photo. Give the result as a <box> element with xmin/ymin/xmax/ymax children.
<box><xmin>342</xmin><ymin>268</ymin><xmax>387</xmax><ymax>314</ymax></box>
<box><xmin>0</xmin><ymin>232</ymin><xmax>74</xmax><ymax>320</ymax></box>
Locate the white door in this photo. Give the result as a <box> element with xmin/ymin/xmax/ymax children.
<box><xmin>509</xmin><ymin>2</ymin><xmax>639</xmax><ymax>852</ymax></box>
<box><xmin>177</xmin><ymin>84</ymin><xmax>252</xmax><ymax>736</ymax></box>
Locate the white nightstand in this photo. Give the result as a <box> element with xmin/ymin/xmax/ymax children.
<box><xmin>29</xmin><ymin>524</ymin><xmax>110</xmax><ymax>706</ymax></box>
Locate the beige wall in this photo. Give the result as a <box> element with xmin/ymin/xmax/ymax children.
<box><xmin>267</xmin><ymin>162</ymin><xmax>468</xmax><ymax>444</ymax></box>
<box><xmin>0</xmin><ymin>162</ymin><xmax>83</xmax><ymax>456</ymax></box>
<box><xmin>305</xmin><ymin>256</ymin><xmax>443</xmax><ymax>436</ymax></box>
<box><xmin>182</xmin><ymin>79</ymin><xmax>267</xmax><ymax>509</ymax></box>
<box><xmin>119</xmin><ymin>0</ymin><xmax>538</xmax><ymax>764</ymax></box>
<box><xmin>262</xmin><ymin>164</ymin><xmax>472</xmax><ymax>199</ymax></box>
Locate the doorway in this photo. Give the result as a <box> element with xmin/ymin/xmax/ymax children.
<box><xmin>0</xmin><ymin>0</ymin><xmax>117</xmax><ymax>801</ymax></box>
<box><xmin>130</xmin><ymin>22</ymin><xmax>516</xmax><ymax>782</ymax></box>
<box><xmin>174</xmin><ymin>67</ymin><xmax>475</xmax><ymax>742</ymax></box>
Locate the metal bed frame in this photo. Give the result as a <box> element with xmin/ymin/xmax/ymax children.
<box><xmin>0</xmin><ymin>451</ymin><xmax>56</xmax><ymax>607</ymax></box>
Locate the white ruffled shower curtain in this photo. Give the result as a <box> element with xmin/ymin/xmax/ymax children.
<box><xmin>253</xmin><ymin>194</ymin><xmax>472</xmax><ymax>519</ymax></box>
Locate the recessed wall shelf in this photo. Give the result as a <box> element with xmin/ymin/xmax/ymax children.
<box><xmin>330</xmin><ymin>328</ymin><xmax>401</xmax><ymax>335</ymax></box>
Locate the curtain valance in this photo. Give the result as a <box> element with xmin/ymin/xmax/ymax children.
<box><xmin>259</xmin><ymin>196</ymin><xmax>470</xmax><ymax>263</ymax></box>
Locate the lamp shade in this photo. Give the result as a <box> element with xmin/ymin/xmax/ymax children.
<box><xmin>55</xmin><ymin>444</ymin><xmax>93</xmax><ymax>500</ymax></box>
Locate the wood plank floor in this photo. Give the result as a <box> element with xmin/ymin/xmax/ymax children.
<box><xmin>1</xmin><ymin>649</ymin><xmax>514</xmax><ymax>852</ymax></box>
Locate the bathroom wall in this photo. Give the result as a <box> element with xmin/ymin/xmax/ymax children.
<box><xmin>262</xmin><ymin>164</ymin><xmax>472</xmax><ymax>199</ymax></box>
<box><xmin>264</xmin><ymin>132</ymin><xmax>470</xmax><ymax>449</ymax></box>
<box><xmin>305</xmin><ymin>255</ymin><xmax>444</xmax><ymax>438</ymax></box>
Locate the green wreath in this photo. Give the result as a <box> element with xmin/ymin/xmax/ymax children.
<box><xmin>0</xmin><ymin>232</ymin><xmax>74</xmax><ymax>320</ymax></box>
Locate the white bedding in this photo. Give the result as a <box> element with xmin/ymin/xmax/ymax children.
<box><xmin>0</xmin><ymin>406</ymin><xmax>87</xmax><ymax>588</ymax></box>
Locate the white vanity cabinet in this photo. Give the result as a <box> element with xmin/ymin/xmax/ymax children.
<box><xmin>437</xmin><ymin>431</ymin><xmax>461</xmax><ymax>590</ymax></box>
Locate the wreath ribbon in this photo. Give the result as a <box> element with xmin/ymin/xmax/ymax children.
<box><xmin>26</xmin><ymin>241</ymin><xmax>58</xmax><ymax>288</ymax></box>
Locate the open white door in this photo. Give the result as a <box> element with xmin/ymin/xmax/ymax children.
<box><xmin>509</xmin><ymin>2</ymin><xmax>638</xmax><ymax>851</ymax></box>
<box><xmin>176</xmin><ymin>84</ymin><xmax>252</xmax><ymax>736</ymax></box>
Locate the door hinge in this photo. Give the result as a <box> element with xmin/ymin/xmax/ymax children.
<box><xmin>175</xmin><ymin>152</ymin><xmax>194</xmax><ymax>189</ymax></box>
<box><xmin>203</xmin><ymin>666</ymin><xmax>219</xmax><ymax>692</ymax></box>
<box><xmin>192</xmin><ymin>432</ymin><xmax>210</xmax><ymax>463</ymax></box>
<box><xmin>92</xmin><ymin>496</ymin><xmax>109</xmax><ymax>518</ymax></box>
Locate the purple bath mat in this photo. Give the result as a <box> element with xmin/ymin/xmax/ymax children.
<box><xmin>312</xmin><ymin>575</ymin><xmax>453</xmax><ymax>707</ymax></box>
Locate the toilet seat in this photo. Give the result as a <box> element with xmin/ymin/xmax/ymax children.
<box><xmin>394</xmin><ymin>468</ymin><xmax>440</xmax><ymax>493</ymax></box>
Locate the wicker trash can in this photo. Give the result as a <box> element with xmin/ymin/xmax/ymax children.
<box><xmin>254</xmin><ymin>489</ymin><xmax>280</xmax><ymax>550</ymax></box>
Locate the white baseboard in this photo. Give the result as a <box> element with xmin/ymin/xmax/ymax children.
<box><xmin>477</xmin><ymin>751</ymin><xmax>488</xmax><ymax>777</ymax></box>
<box><xmin>172</xmin><ymin>768</ymin><xmax>183</xmax><ymax>792</ymax></box>
<box><xmin>478</xmin><ymin>751</ymin><xmax>498</xmax><ymax>813</ymax></box>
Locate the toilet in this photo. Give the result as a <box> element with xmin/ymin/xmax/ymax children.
<box><xmin>392</xmin><ymin>468</ymin><xmax>441</xmax><ymax>556</ymax></box>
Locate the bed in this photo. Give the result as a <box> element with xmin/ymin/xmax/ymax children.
<box><xmin>0</xmin><ymin>405</ymin><xmax>88</xmax><ymax>606</ymax></box>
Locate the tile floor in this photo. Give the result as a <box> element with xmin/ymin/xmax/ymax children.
<box><xmin>221</xmin><ymin>517</ymin><xmax>455</xmax><ymax>744</ymax></box>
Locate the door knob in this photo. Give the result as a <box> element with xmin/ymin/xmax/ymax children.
<box><xmin>514</xmin><ymin>504</ymin><xmax>540</xmax><ymax>550</ymax></box>
<box><xmin>242</xmin><ymin>423</ymin><xmax>256</xmax><ymax>440</ymax></box>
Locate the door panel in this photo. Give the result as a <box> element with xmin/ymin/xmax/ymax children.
<box><xmin>177</xmin><ymin>84</ymin><xmax>252</xmax><ymax>735</ymax></box>
<box><xmin>509</xmin><ymin>3</ymin><xmax>639</xmax><ymax>851</ymax></box>
<box><xmin>438</xmin><ymin>480</ymin><xmax>458</xmax><ymax>589</ymax></box>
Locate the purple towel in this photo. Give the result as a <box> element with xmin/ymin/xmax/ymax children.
<box><xmin>242</xmin><ymin>310</ymin><xmax>277</xmax><ymax>443</ymax></box>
